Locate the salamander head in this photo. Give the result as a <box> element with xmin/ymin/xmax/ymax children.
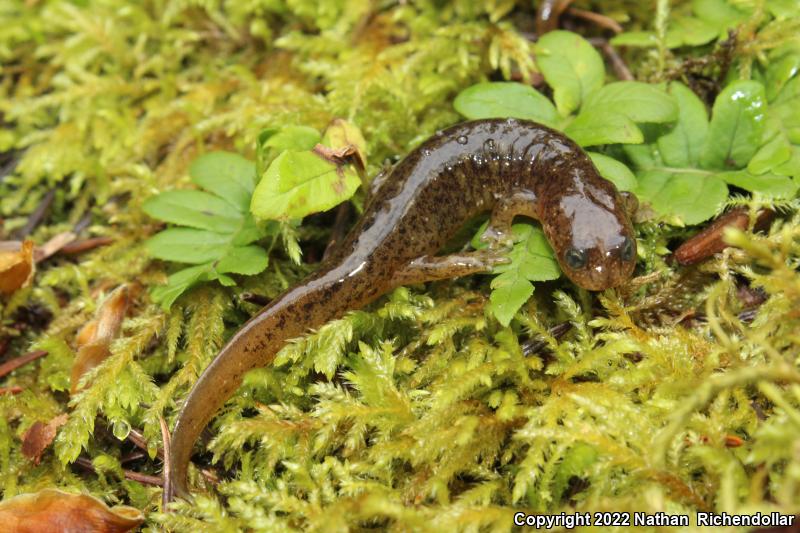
<box><xmin>542</xmin><ymin>175</ymin><xmax>638</xmax><ymax>291</ymax></box>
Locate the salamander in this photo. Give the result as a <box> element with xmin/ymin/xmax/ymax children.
<box><xmin>165</xmin><ymin>118</ymin><xmax>638</xmax><ymax>500</ymax></box>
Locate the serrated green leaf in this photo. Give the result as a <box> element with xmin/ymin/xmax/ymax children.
<box><xmin>635</xmin><ymin>170</ymin><xmax>728</xmax><ymax>225</ymax></box>
<box><xmin>150</xmin><ymin>263</ymin><xmax>216</xmax><ymax>310</ymax></box>
<box><xmin>657</xmin><ymin>82</ymin><xmax>709</xmax><ymax>167</ymax></box>
<box><xmin>142</xmin><ymin>190</ymin><xmax>243</xmax><ymax>233</ymax></box>
<box><xmin>535</xmin><ymin>31</ymin><xmax>605</xmax><ymax>116</ymax></box>
<box><xmin>145</xmin><ymin>228</ymin><xmax>231</xmax><ymax>264</ymax></box>
<box><xmin>490</xmin><ymin>272</ymin><xmax>534</xmax><ymax>328</ymax></box>
<box><xmin>251</xmin><ymin>150</ymin><xmax>361</xmax><ymax>220</ymax></box>
<box><xmin>587</xmin><ymin>152</ymin><xmax>637</xmax><ymax>191</ymax></box>
<box><xmin>718</xmin><ymin>170</ymin><xmax>798</xmax><ymax>198</ymax></box>
<box><xmin>492</xmin><ymin>224</ymin><xmax>561</xmax><ymax>281</ymax></box>
<box><xmin>583</xmin><ymin>81</ymin><xmax>678</xmax><ymax>124</ymax></box>
<box><xmin>747</xmin><ymin>133</ymin><xmax>792</xmax><ymax>175</ymax></box>
<box><xmin>701</xmin><ymin>80</ymin><xmax>767</xmax><ymax>170</ymax></box>
<box><xmin>453</xmin><ymin>82</ymin><xmax>558</xmax><ymax>125</ymax></box>
<box><xmin>259</xmin><ymin>125</ymin><xmax>321</xmax><ymax>152</ymax></box>
<box><xmin>565</xmin><ymin>110</ymin><xmax>643</xmax><ymax>147</ymax></box>
<box><xmin>190</xmin><ymin>151</ymin><xmax>257</xmax><ymax>211</ymax></box>
<box><xmin>215</xmin><ymin>245</ymin><xmax>269</xmax><ymax>275</ymax></box>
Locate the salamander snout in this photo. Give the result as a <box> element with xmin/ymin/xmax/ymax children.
<box><xmin>559</xmin><ymin>235</ymin><xmax>637</xmax><ymax>291</ymax></box>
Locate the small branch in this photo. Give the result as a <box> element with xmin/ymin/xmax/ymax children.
<box><xmin>12</xmin><ymin>189</ymin><xmax>55</xmax><ymax>239</ymax></box>
<box><xmin>521</xmin><ymin>322</ymin><xmax>572</xmax><ymax>356</ymax></box>
<box><xmin>567</xmin><ymin>7</ymin><xmax>623</xmax><ymax>33</ymax></box>
<box><xmin>589</xmin><ymin>38</ymin><xmax>634</xmax><ymax>81</ymax></box>
<box><xmin>0</xmin><ymin>350</ymin><xmax>48</xmax><ymax>379</ymax></box>
<box><xmin>127</xmin><ymin>427</ymin><xmax>163</xmax><ymax>460</ymax></box>
<box><xmin>160</xmin><ymin>416</ymin><xmax>173</xmax><ymax>508</ymax></box>
<box><xmin>59</xmin><ymin>237</ymin><xmax>115</xmax><ymax>256</ymax></box>
<box><xmin>75</xmin><ymin>456</ymin><xmax>164</xmax><ymax>487</ymax></box>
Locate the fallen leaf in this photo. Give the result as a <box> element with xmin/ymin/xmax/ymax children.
<box><xmin>71</xmin><ymin>285</ymin><xmax>130</xmax><ymax>394</ymax></box>
<box><xmin>0</xmin><ymin>240</ymin><xmax>35</xmax><ymax>295</ymax></box>
<box><xmin>0</xmin><ymin>489</ymin><xmax>143</xmax><ymax>533</ymax></box>
<box><xmin>21</xmin><ymin>414</ymin><xmax>69</xmax><ymax>465</ymax></box>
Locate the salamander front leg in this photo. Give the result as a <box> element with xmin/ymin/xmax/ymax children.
<box><xmin>479</xmin><ymin>191</ymin><xmax>538</xmax><ymax>250</ymax></box>
<box><xmin>391</xmin><ymin>250</ymin><xmax>510</xmax><ymax>286</ymax></box>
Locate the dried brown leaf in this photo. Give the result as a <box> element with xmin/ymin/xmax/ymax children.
<box><xmin>21</xmin><ymin>414</ymin><xmax>69</xmax><ymax>465</ymax></box>
<box><xmin>0</xmin><ymin>489</ymin><xmax>143</xmax><ymax>533</ymax></box>
<box><xmin>0</xmin><ymin>240</ymin><xmax>35</xmax><ymax>295</ymax></box>
<box><xmin>71</xmin><ymin>285</ymin><xmax>130</xmax><ymax>394</ymax></box>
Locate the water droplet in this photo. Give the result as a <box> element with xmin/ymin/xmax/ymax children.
<box><xmin>456</xmin><ymin>135</ymin><xmax>468</xmax><ymax>145</ymax></box>
<box><xmin>422</xmin><ymin>149</ymin><xmax>432</xmax><ymax>156</ymax></box>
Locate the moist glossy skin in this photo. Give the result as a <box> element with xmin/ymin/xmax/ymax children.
<box><xmin>165</xmin><ymin>118</ymin><xmax>637</xmax><ymax>501</ymax></box>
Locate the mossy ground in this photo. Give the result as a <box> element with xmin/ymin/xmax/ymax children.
<box><xmin>1</xmin><ymin>1</ymin><xmax>799</xmax><ymax>532</ymax></box>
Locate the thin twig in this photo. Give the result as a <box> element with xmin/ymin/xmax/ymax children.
<box><xmin>0</xmin><ymin>350</ymin><xmax>48</xmax><ymax>379</ymax></box>
<box><xmin>160</xmin><ymin>416</ymin><xmax>173</xmax><ymax>507</ymax></box>
<box><xmin>589</xmin><ymin>38</ymin><xmax>634</xmax><ymax>80</ymax></box>
<box><xmin>521</xmin><ymin>322</ymin><xmax>572</xmax><ymax>356</ymax></box>
<box><xmin>128</xmin><ymin>427</ymin><xmax>163</xmax><ymax>460</ymax></box>
<box><xmin>567</xmin><ymin>7</ymin><xmax>623</xmax><ymax>33</ymax></box>
<box><xmin>59</xmin><ymin>236</ymin><xmax>114</xmax><ymax>256</ymax></box>
<box><xmin>75</xmin><ymin>456</ymin><xmax>164</xmax><ymax>487</ymax></box>
<box><xmin>12</xmin><ymin>189</ymin><xmax>55</xmax><ymax>239</ymax></box>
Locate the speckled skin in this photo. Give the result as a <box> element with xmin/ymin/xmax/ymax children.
<box><xmin>165</xmin><ymin>118</ymin><xmax>637</xmax><ymax>500</ymax></box>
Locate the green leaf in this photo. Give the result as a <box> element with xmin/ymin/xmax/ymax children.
<box><xmin>490</xmin><ymin>272</ymin><xmax>533</xmax><ymax>328</ymax></box>
<box><xmin>145</xmin><ymin>228</ymin><xmax>230</xmax><ymax>264</ymax></box>
<box><xmin>765</xmin><ymin>53</ymin><xmax>800</xmax><ymax>101</ymax></box>
<box><xmin>215</xmin><ymin>245</ymin><xmax>269</xmax><ymax>275</ymax></box>
<box><xmin>765</xmin><ymin>0</ymin><xmax>799</xmax><ymax>19</ymax></box>
<box><xmin>773</xmin><ymin>146</ymin><xmax>800</xmax><ymax>178</ymax></box>
<box><xmin>700</xmin><ymin>80</ymin><xmax>767</xmax><ymax>170</ymax></box>
<box><xmin>583</xmin><ymin>81</ymin><xmax>678</xmax><ymax>123</ymax></box>
<box><xmin>535</xmin><ymin>31</ymin><xmax>605</xmax><ymax>116</ymax></box>
<box><xmin>492</xmin><ymin>224</ymin><xmax>561</xmax><ymax>282</ymax></box>
<box><xmin>692</xmin><ymin>0</ymin><xmax>751</xmax><ymax>31</ymax></box>
<box><xmin>150</xmin><ymin>264</ymin><xmax>216</xmax><ymax>310</ymax></box>
<box><xmin>718</xmin><ymin>170</ymin><xmax>798</xmax><ymax>199</ymax></box>
<box><xmin>657</xmin><ymin>82</ymin><xmax>709</xmax><ymax>167</ymax></box>
<box><xmin>259</xmin><ymin>125</ymin><xmax>321</xmax><ymax>152</ymax></box>
<box><xmin>587</xmin><ymin>152</ymin><xmax>637</xmax><ymax>191</ymax></box>
<box><xmin>142</xmin><ymin>190</ymin><xmax>244</xmax><ymax>233</ymax></box>
<box><xmin>251</xmin><ymin>150</ymin><xmax>361</xmax><ymax>220</ymax></box>
<box><xmin>635</xmin><ymin>170</ymin><xmax>728</xmax><ymax>225</ymax></box>
<box><xmin>666</xmin><ymin>16</ymin><xmax>718</xmax><ymax>47</ymax></box>
<box><xmin>453</xmin><ymin>82</ymin><xmax>558</xmax><ymax>126</ymax></box>
<box><xmin>747</xmin><ymin>133</ymin><xmax>792</xmax><ymax>175</ymax></box>
<box><xmin>565</xmin><ymin>110</ymin><xmax>643</xmax><ymax>147</ymax></box>
<box><xmin>190</xmin><ymin>151</ymin><xmax>257</xmax><ymax>211</ymax></box>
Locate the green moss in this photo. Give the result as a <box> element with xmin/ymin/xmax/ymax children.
<box><xmin>2</xmin><ymin>1</ymin><xmax>800</xmax><ymax>531</ymax></box>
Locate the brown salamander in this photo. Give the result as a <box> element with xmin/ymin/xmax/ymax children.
<box><xmin>165</xmin><ymin>118</ymin><xmax>638</xmax><ymax>500</ymax></box>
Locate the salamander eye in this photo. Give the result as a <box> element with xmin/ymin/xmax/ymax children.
<box><xmin>620</xmin><ymin>237</ymin><xmax>635</xmax><ymax>262</ymax></box>
<box><xmin>564</xmin><ymin>248</ymin><xmax>588</xmax><ymax>270</ymax></box>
